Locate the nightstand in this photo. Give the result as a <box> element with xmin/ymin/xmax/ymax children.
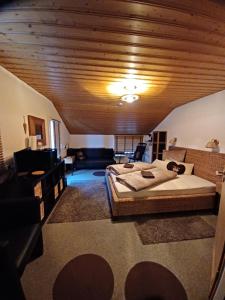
<box><xmin>216</xmin><ymin>182</ymin><xmax>223</xmax><ymax>195</ymax></box>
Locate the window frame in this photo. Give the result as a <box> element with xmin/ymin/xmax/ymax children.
<box><xmin>114</xmin><ymin>135</ymin><xmax>144</xmax><ymax>154</ymax></box>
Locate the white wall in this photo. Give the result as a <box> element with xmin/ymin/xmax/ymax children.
<box><xmin>0</xmin><ymin>66</ymin><xmax>70</xmax><ymax>160</ymax></box>
<box><xmin>153</xmin><ymin>89</ymin><xmax>225</xmax><ymax>153</ymax></box>
<box><xmin>69</xmin><ymin>135</ymin><xmax>114</xmax><ymax>148</ymax></box>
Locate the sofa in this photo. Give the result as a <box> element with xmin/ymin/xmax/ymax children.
<box><xmin>67</xmin><ymin>148</ymin><xmax>116</xmax><ymax>169</ymax></box>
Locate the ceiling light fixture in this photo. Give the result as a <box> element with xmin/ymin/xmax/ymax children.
<box><xmin>121</xmin><ymin>94</ymin><xmax>140</xmax><ymax>103</ymax></box>
<box><xmin>108</xmin><ymin>79</ymin><xmax>148</xmax><ymax>96</ymax></box>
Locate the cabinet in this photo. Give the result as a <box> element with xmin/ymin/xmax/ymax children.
<box><xmin>0</xmin><ymin>161</ymin><xmax>66</xmax><ymax>224</ymax></box>
<box><xmin>152</xmin><ymin>131</ymin><xmax>167</xmax><ymax>161</ymax></box>
<box><xmin>32</xmin><ymin>161</ymin><xmax>66</xmax><ymax>222</ymax></box>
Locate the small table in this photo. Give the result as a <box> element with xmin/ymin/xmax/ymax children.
<box><xmin>64</xmin><ymin>156</ymin><xmax>76</xmax><ymax>174</ymax></box>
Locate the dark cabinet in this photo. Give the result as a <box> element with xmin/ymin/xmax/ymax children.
<box><xmin>32</xmin><ymin>161</ymin><xmax>66</xmax><ymax>222</ymax></box>
<box><xmin>152</xmin><ymin>131</ymin><xmax>167</xmax><ymax>161</ymax></box>
<box><xmin>0</xmin><ymin>161</ymin><xmax>66</xmax><ymax>223</ymax></box>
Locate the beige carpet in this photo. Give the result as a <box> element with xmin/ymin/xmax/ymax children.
<box><xmin>48</xmin><ymin>181</ymin><xmax>110</xmax><ymax>223</ymax></box>
<box><xmin>135</xmin><ymin>215</ymin><xmax>215</xmax><ymax>245</ymax></box>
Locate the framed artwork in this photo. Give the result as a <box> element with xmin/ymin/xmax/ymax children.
<box><xmin>28</xmin><ymin>115</ymin><xmax>46</xmax><ymax>146</ymax></box>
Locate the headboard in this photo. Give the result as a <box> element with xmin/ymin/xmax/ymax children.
<box><xmin>172</xmin><ymin>147</ymin><xmax>225</xmax><ymax>184</ymax></box>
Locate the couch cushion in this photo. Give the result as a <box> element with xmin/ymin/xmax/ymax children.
<box><xmin>76</xmin><ymin>150</ymin><xmax>86</xmax><ymax>161</ymax></box>
<box><xmin>82</xmin><ymin>148</ymin><xmax>104</xmax><ymax>159</ymax></box>
<box><xmin>67</xmin><ymin>148</ymin><xmax>77</xmax><ymax>157</ymax></box>
<box><xmin>103</xmin><ymin>148</ymin><xmax>114</xmax><ymax>159</ymax></box>
<box><xmin>76</xmin><ymin>159</ymin><xmax>115</xmax><ymax>169</ymax></box>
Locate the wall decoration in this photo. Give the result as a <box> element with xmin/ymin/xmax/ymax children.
<box><xmin>23</xmin><ymin>116</ymin><xmax>27</xmax><ymax>134</ymax></box>
<box><xmin>28</xmin><ymin>115</ymin><xmax>46</xmax><ymax>146</ymax></box>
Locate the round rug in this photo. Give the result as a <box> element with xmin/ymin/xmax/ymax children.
<box><xmin>93</xmin><ymin>171</ymin><xmax>106</xmax><ymax>176</ymax></box>
<box><xmin>125</xmin><ymin>261</ymin><xmax>187</xmax><ymax>300</ymax></box>
<box><xmin>53</xmin><ymin>254</ymin><xmax>114</xmax><ymax>300</ymax></box>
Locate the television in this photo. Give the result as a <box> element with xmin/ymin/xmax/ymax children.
<box><xmin>14</xmin><ymin>148</ymin><xmax>58</xmax><ymax>173</ymax></box>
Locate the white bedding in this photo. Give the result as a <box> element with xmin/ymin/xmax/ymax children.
<box><xmin>110</xmin><ymin>173</ymin><xmax>216</xmax><ymax>198</ymax></box>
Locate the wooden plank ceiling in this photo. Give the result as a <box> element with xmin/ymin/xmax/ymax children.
<box><xmin>1</xmin><ymin>0</ymin><xmax>225</xmax><ymax>134</ymax></box>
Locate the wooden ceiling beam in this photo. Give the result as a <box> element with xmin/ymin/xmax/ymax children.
<box><xmin>1</xmin><ymin>41</ymin><xmax>225</xmax><ymax>65</ymax></box>
<box><xmin>4</xmin><ymin>65</ymin><xmax>225</xmax><ymax>82</ymax></box>
<box><xmin>3</xmin><ymin>57</ymin><xmax>225</xmax><ymax>78</ymax></box>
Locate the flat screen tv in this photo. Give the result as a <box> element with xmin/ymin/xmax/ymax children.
<box><xmin>14</xmin><ymin>148</ymin><xmax>58</xmax><ymax>173</ymax></box>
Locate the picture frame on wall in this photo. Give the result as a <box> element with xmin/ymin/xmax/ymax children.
<box><xmin>28</xmin><ymin>115</ymin><xmax>46</xmax><ymax>146</ymax></box>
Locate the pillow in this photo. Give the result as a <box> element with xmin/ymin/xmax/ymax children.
<box><xmin>166</xmin><ymin>160</ymin><xmax>194</xmax><ymax>175</ymax></box>
<box><xmin>162</xmin><ymin>149</ymin><xmax>186</xmax><ymax>162</ymax></box>
<box><xmin>76</xmin><ymin>151</ymin><xmax>86</xmax><ymax>161</ymax></box>
<box><xmin>151</xmin><ymin>159</ymin><xmax>168</xmax><ymax>170</ymax></box>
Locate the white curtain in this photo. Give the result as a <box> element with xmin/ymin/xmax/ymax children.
<box><xmin>50</xmin><ymin>119</ymin><xmax>61</xmax><ymax>157</ymax></box>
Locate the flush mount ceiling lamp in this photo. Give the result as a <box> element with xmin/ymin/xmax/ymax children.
<box><xmin>108</xmin><ymin>79</ymin><xmax>148</xmax><ymax>96</ymax></box>
<box><xmin>121</xmin><ymin>94</ymin><xmax>140</xmax><ymax>103</ymax></box>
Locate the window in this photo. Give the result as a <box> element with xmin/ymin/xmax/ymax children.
<box><xmin>114</xmin><ymin>135</ymin><xmax>143</xmax><ymax>154</ymax></box>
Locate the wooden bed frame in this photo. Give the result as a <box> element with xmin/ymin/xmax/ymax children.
<box><xmin>106</xmin><ymin>147</ymin><xmax>225</xmax><ymax>217</ymax></box>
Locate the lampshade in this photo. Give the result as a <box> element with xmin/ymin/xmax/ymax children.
<box><xmin>121</xmin><ymin>94</ymin><xmax>140</xmax><ymax>103</ymax></box>
<box><xmin>169</xmin><ymin>137</ymin><xmax>177</xmax><ymax>146</ymax></box>
<box><xmin>205</xmin><ymin>139</ymin><xmax>219</xmax><ymax>149</ymax></box>
<box><xmin>29</xmin><ymin>135</ymin><xmax>37</xmax><ymax>150</ymax></box>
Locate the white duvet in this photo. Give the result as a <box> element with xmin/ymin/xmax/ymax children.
<box><xmin>110</xmin><ymin>173</ymin><xmax>216</xmax><ymax>198</ymax></box>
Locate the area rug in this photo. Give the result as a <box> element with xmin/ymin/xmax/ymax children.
<box><xmin>125</xmin><ymin>261</ymin><xmax>187</xmax><ymax>300</ymax></box>
<box><xmin>93</xmin><ymin>171</ymin><xmax>106</xmax><ymax>177</ymax></box>
<box><xmin>53</xmin><ymin>254</ymin><xmax>114</xmax><ymax>300</ymax></box>
<box><xmin>48</xmin><ymin>181</ymin><xmax>110</xmax><ymax>223</ymax></box>
<box><xmin>134</xmin><ymin>215</ymin><xmax>215</xmax><ymax>245</ymax></box>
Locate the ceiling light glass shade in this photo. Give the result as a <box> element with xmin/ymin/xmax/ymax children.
<box><xmin>108</xmin><ymin>79</ymin><xmax>148</xmax><ymax>96</ymax></box>
<box><xmin>121</xmin><ymin>94</ymin><xmax>140</xmax><ymax>103</ymax></box>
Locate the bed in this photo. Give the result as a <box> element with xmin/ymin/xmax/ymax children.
<box><xmin>106</xmin><ymin>147</ymin><xmax>225</xmax><ymax>217</ymax></box>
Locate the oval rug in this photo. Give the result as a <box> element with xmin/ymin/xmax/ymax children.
<box><xmin>53</xmin><ymin>254</ymin><xmax>114</xmax><ymax>300</ymax></box>
<box><xmin>125</xmin><ymin>261</ymin><xmax>187</xmax><ymax>300</ymax></box>
<box><xmin>93</xmin><ymin>171</ymin><xmax>106</xmax><ymax>176</ymax></box>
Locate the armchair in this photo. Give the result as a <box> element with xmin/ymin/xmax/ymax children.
<box><xmin>129</xmin><ymin>143</ymin><xmax>147</xmax><ymax>162</ymax></box>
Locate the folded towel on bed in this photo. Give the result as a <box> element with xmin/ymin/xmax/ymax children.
<box><xmin>107</xmin><ymin>162</ymin><xmax>155</xmax><ymax>175</ymax></box>
<box><xmin>116</xmin><ymin>168</ymin><xmax>177</xmax><ymax>191</ymax></box>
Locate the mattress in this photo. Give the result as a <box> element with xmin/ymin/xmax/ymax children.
<box><xmin>110</xmin><ymin>173</ymin><xmax>216</xmax><ymax>199</ymax></box>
